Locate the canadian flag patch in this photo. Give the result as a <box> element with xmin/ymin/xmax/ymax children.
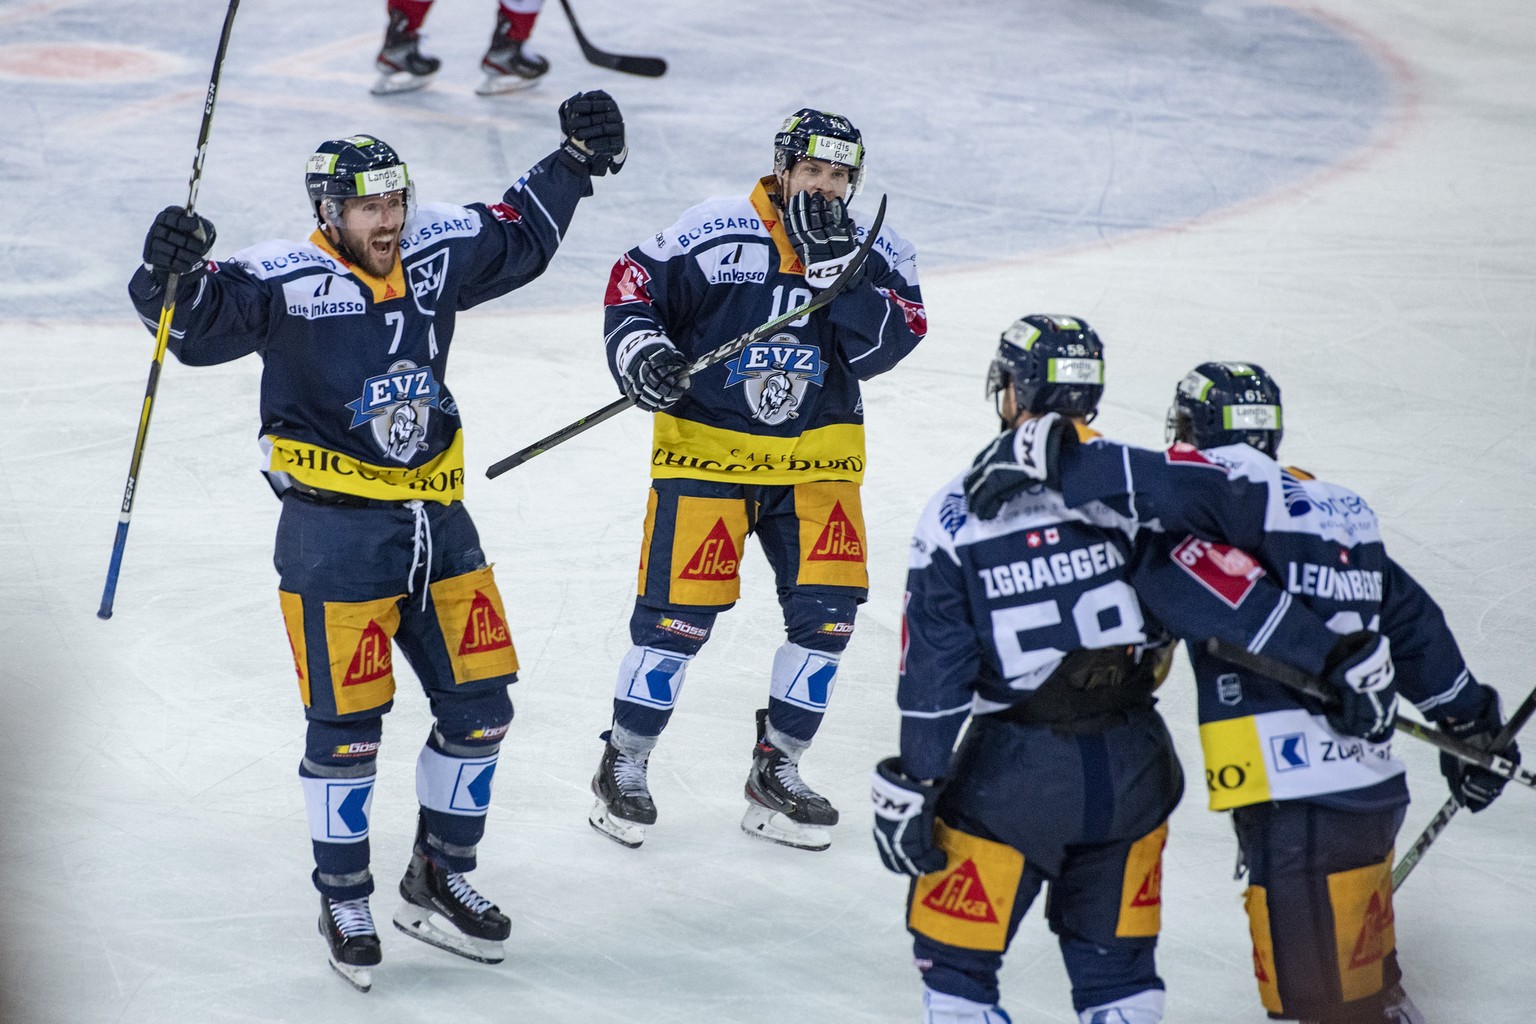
<box><xmin>1171</xmin><ymin>535</ymin><xmax>1265</xmax><ymax>608</ymax></box>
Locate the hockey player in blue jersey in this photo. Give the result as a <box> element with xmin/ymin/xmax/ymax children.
<box><xmin>965</xmin><ymin>359</ymin><xmax>1518</xmax><ymax>1023</ymax></box>
<box><xmin>129</xmin><ymin>93</ymin><xmax>626</xmax><ymax>992</ymax></box>
<box><xmin>870</xmin><ymin>317</ymin><xmax>1397</xmax><ymax>1024</ymax></box>
<box><xmin>587</xmin><ymin>108</ymin><xmax>927</xmax><ymax>852</ymax></box>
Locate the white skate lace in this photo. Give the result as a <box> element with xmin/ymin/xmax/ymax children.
<box><xmin>771</xmin><ymin>755</ymin><xmax>818</xmax><ymax>800</ymax></box>
<box><xmin>613</xmin><ymin>751</ymin><xmax>652</xmax><ymax>798</ymax></box>
<box><xmin>329</xmin><ymin>898</ymin><xmax>376</xmax><ymax>938</ymax></box>
<box><xmin>444</xmin><ymin>872</ymin><xmax>494</xmax><ymax>916</ymax></box>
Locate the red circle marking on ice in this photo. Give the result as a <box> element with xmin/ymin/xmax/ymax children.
<box><xmin>0</xmin><ymin>44</ymin><xmax>175</xmax><ymax>82</ymax></box>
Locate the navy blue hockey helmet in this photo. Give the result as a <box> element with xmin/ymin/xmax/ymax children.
<box><xmin>1167</xmin><ymin>362</ymin><xmax>1284</xmax><ymax>456</ymax></box>
<box><xmin>305</xmin><ymin>134</ymin><xmax>412</xmax><ymax>225</ymax></box>
<box><xmin>987</xmin><ymin>315</ymin><xmax>1106</xmax><ymax>420</ymax></box>
<box><xmin>773</xmin><ymin>109</ymin><xmax>865</xmax><ymax>196</ymax></box>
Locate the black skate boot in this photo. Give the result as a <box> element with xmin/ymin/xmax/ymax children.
<box><xmin>588</xmin><ymin>732</ymin><xmax>657</xmax><ymax>849</ymax></box>
<box><xmin>319</xmin><ymin>895</ymin><xmax>381</xmax><ymax>993</ymax></box>
<box><xmin>741</xmin><ymin>708</ymin><xmax>838</xmax><ymax>851</ymax></box>
<box><xmin>392</xmin><ymin>817</ymin><xmax>510</xmax><ymax>964</ymax></box>
<box><xmin>477</xmin><ymin>10</ymin><xmax>550</xmax><ymax>95</ymax></box>
<box><xmin>372</xmin><ymin>8</ymin><xmax>441</xmax><ymax>95</ymax></box>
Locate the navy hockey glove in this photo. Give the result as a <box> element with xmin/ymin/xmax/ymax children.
<box><xmin>616</xmin><ymin>331</ymin><xmax>690</xmax><ymax>411</ymax></box>
<box><xmin>963</xmin><ymin>412</ymin><xmax>1074</xmax><ymax>520</ymax></box>
<box><xmin>143</xmin><ymin>206</ymin><xmax>216</xmax><ymax>279</ymax></box>
<box><xmin>784</xmin><ymin>190</ymin><xmax>863</xmax><ymax>290</ymax></box>
<box><xmin>1439</xmin><ymin>688</ymin><xmax>1519</xmax><ymax>812</ymax></box>
<box><xmin>870</xmin><ymin>757</ymin><xmax>947</xmax><ymax>877</ymax></box>
<box><xmin>559</xmin><ymin>90</ymin><xmax>627</xmax><ymax>176</ymax></box>
<box><xmin>1322</xmin><ymin>631</ymin><xmax>1398</xmax><ymax>743</ymax></box>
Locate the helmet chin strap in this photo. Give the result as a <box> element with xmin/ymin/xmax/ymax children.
<box><xmin>319</xmin><ymin>200</ymin><xmax>367</xmax><ymax>268</ymax></box>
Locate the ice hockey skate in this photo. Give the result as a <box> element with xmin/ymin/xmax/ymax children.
<box><xmin>319</xmin><ymin>895</ymin><xmax>381</xmax><ymax>993</ymax></box>
<box><xmin>476</xmin><ymin>11</ymin><xmax>550</xmax><ymax>95</ymax></box>
<box><xmin>371</xmin><ymin>9</ymin><xmax>441</xmax><ymax>95</ymax></box>
<box><xmin>392</xmin><ymin>823</ymin><xmax>511</xmax><ymax>964</ymax></box>
<box><xmin>741</xmin><ymin>709</ymin><xmax>839</xmax><ymax>851</ymax></box>
<box><xmin>588</xmin><ymin>734</ymin><xmax>657</xmax><ymax>849</ymax></box>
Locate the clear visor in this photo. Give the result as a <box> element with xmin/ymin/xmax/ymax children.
<box><xmin>324</xmin><ymin>184</ymin><xmax>414</xmax><ymax>229</ymax></box>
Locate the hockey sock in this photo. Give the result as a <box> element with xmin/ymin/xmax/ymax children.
<box><xmin>415</xmin><ymin>724</ymin><xmax>502</xmax><ymax>873</ymax></box>
<box><xmin>498</xmin><ymin>0</ymin><xmax>541</xmax><ymax>40</ymax></box>
<box><xmin>389</xmin><ymin>0</ymin><xmax>433</xmax><ymax>33</ymax></box>
<box><xmin>766</xmin><ymin>641</ymin><xmax>842</xmax><ymax>742</ymax></box>
<box><xmin>612</xmin><ymin>644</ymin><xmax>693</xmax><ymax>737</ymax></box>
<box><xmin>301</xmin><ymin>719</ymin><xmax>382</xmax><ymax>900</ymax></box>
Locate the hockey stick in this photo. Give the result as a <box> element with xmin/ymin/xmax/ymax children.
<box><xmin>98</xmin><ymin>0</ymin><xmax>240</xmax><ymax>620</ymax></box>
<box><xmin>1391</xmin><ymin>681</ymin><xmax>1536</xmax><ymax>889</ymax></box>
<box><xmin>486</xmin><ymin>194</ymin><xmax>889</xmax><ymax>478</ymax></box>
<box><xmin>1202</xmin><ymin>639</ymin><xmax>1536</xmax><ymax>790</ymax></box>
<box><xmin>556</xmin><ymin>0</ymin><xmax>666</xmax><ymax>77</ymax></box>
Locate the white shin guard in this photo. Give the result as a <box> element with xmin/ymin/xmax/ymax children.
<box><xmin>923</xmin><ymin>987</ymin><xmax>1012</xmax><ymax>1023</ymax></box>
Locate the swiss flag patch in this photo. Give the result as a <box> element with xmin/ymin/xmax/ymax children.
<box><xmin>1171</xmin><ymin>535</ymin><xmax>1265</xmax><ymax>608</ymax></box>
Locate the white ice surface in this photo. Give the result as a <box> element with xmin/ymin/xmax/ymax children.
<box><xmin>0</xmin><ymin>0</ymin><xmax>1532</xmax><ymax>1021</ymax></box>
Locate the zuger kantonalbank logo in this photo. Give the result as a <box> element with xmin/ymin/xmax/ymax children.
<box><xmin>345</xmin><ymin>359</ymin><xmax>442</xmax><ymax>463</ymax></box>
<box><xmin>723</xmin><ymin>334</ymin><xmax>826</xmax><ymax>426</ymax></box>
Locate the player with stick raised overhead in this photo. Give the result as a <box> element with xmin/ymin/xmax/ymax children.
<box><xmin>129</xmin><ymin>95</ymin><xmax>625</xmax><ymax>991</ymax></box>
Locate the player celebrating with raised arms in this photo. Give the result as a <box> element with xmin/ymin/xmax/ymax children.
<box><xmin>128</xmin><ymin>94</ymin><xmax>625</xmax><ymax>992</ymax></box>
<box><xmin>587</xmin><ymin>108</ymin><xmax>926</xmax><ymax>852</ymax></box>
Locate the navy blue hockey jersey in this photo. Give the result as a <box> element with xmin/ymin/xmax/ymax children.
<box><xmin>1057</xmin><ymin>438</ymin><xmax>1488</xmax><ymax>810</ymax></box>
<box><xmin>127</xmin><ymin>151</ymin><xmax>593</xmax><ymax>503</ymax></box>
<box><xmin>899</xmin><ymin>451</ymin><xmax>1347</xmax><ymax>783</ymax></box>
<box><xmin>602</xmin><ymin>177</ymin><xmax>924</xmax><ymax>485</ymax></box>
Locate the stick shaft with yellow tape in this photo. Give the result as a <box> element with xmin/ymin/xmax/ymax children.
<box><xmin>99</xmin><ymin>0</ymin><xmax>241</xmax><ymax>620</ymax></box>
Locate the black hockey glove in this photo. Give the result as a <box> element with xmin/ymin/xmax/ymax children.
<box><xmin>963</xmin><ymin>412</ymin><xmax>1075</xmax><ymax>520</ymax></box>
<box><xmin>143</xmin><ymin>205</ymin><xmax>216</xmax><ymax>279</ymax></box>
<box><xmin>1321</xmin><ymin>631</ymin><xmax>1398</xmax><ymax>743</ymax></box>
<box><xmin>617</xmin><ymin>331</ymin><xmax>690</xmax><ymax>412</ymax></box>
<box><xmin>784</xmin><ymin>190</ymin><xmax>863</xmax><ymax>290</ymax></box>
<box><xmin>559</xmin><ymin>89</ymin><xmax>627</xmax><ymax>176</ymax></box>
<box><xmin>1439</xmin><ymin>688</ymin><xmax>1519</xmax><ymax>812</ymax></box>
<box><xmin>870</xmin><ymin>757</ymin><xmax>948</xmax><ymax>877</ymax></box>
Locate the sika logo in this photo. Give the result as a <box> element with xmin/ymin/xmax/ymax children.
<box><xmin>459</xmin><ymin>591</ymin><xmax>511</xmax><ymax>656</ymax></box>
<box><xmin>1348</xmin><ymin>890</ymin><xmax>1394</xmax><ymax>968</ymax></box>
<box><xmin>1129</xmin><ymin>859</ymin><xmax>1162</xmax><ymax>908</ymax></box>
<box><xmin>343</xmin><ymin>620</ymin><xmax>392</xmax><ymax>686</ymax></box>
<box><xmin>681</xmin><ymin>519</ymin><xmax>740</xmax><ymax>580</ymax></box>
<box><xmin>808</xmin><ymin>502</ymin><xmax>863</xmax><ymax>562</ymax></box>
<box><xmin>920</xmin><ymin>860</ymin><xmax>999</xmax><ymax>922</ymax></box>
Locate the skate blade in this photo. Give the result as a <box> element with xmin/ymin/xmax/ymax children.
<box><xmin>740</xmin><ymin>804</ymin><xmax>831</xmax><ymax>851</ymax></box>
<box><xmin>327</xmin><ymin>957</ymin><xmax>374</xmax><ymax>993</ymax></box>
<box><xmin>371</xmin><ymin>70</ymin><xmax>436</xmax><ymax>96</ymax></box>
<box><xmin>588</xmin><ymin>802</ymin><xmax>647</xmax><ymax>849</ymax></box>
<box><xmin>392</xmin><ymin>904</ymin><xmax>505</xmax><ymax>965</ymax></box>
<box><xmin>475</xmin><ymin>73</ymin><xmax>541</xmax><ymax>96</ymax></box>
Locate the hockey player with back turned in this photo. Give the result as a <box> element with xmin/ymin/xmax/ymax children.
<box><xmin>870</xmin><ymin>317</ymin><xmax>1400</xmax><ymax>1024</ymax></box>
<box><xmin>374</xmin><ymin>0</ymin><xmax>550</xmax><ymax>96</ymax></box>
<box><xmin>588</xmin><ymin>108</ymin><xmax>927</xmax><ymax>852</ymax></box>
<box><xmin>965</xmin><ymin>359</ymin><xmax>1520</xmax><ymax>1022</ymax></box>
<box><xmin>128</xmin><ymin>94</ymin><xmax>626</xmax><ymax>992</ymax></box>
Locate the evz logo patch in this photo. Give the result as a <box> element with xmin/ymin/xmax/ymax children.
<box><xmin>407</xmin><ymin>250</ymin><xmax>449</xmax><ymax>316</ymax></box>
<box><xmin>723</xmin><ymin>334</ymin><xmax>826</xmax><ymax>425</ymax></box>
<box><xmin>345</xmin><ymin>359</ymin><xmax>442</xmax><ymax>463</ymax></box>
